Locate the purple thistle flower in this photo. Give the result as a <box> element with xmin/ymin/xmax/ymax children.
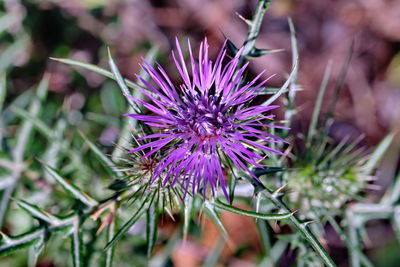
<box><xmin>125</xmin><ymin>38</ymin><xmax>287</xmax><ymax>200</ymax></box>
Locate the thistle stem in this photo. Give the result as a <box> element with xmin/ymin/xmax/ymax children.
<box><xmin>237</xmin><ymin>0</ymin><xmax>271</xmax><ymax>69</ymax></box>
<box><xmin>246</xmin><ymin>176</ymin><xmax>337</xmax><ymax>267</ymax></box>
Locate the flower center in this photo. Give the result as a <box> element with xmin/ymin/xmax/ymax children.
<box><xmin>178</xmin><ymin>103</ymin><xmax>226</xmax><ymax>139</ymax></box>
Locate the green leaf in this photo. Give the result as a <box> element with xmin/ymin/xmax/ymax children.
<box><xmin>261</xmin><ymin>56</ymin><xmax>299</xmax><ymax>107</ymax></box>
<box><xmin>0</xmin><ymin>76</ymin><xmax>49</xmax><ymax>228</ymax></box>
<box><xmin>78</xmin><ymin>131</ymin><xmax>121</xmax><ymax>178</ymax></box>
<box><xmin>107</xmin><ymin>48</ymin><xmax>142</xmax><ymax>113</ymax></box>
<box><xmin>253</xmin><ymin>167</ymin><xmax>284</xmax><ymax>177</ymax></box>
<box><xmin>111</xmin><ymin>46</ymin><xmax>158</xmax><ymax>163</ymax></box>
<box><xmin>14</xmin><ymin>76</ymin><xmax>49</xmax><ymax>161</ymax></box>
<box><xmin>51</xmin><ymin>57</ymin><xmax>144</xmax><ymax>92</ymax></box>
<box><xmin>11</xmin><ymin>105</ymin><xmax>54</xmax><ymax>140</ymax></box>
<box><xmin>146</xmin><ymin>204</ymin><xmax>158</xmax><ymax>257</ymax></box>
<box><xmin>363</xmin><ymin>132</ymin><xmax>396</xmax><ymax>174</ymax></box>
<box><xmin>214</xmin><ymin>199</ymin><xmax>293</xmax><ymax>220</ymax></box>
<box><xmin>307</xmin><ymin>62</ymin><xmax>332</xmax><ymax>144</ymax></box>
<box><xmin>325</xmin><ymin>39</ymin><xmax>355</xmax><ymax>126</ymax></box>
<box><xmin>0</xmin><ymin>74</ymin><xmax>6</xmax><ymax>112</ymax></box>
<box><xmin>248</xmin><ymin>48</ymin><xmax>284</xmax><ymax>58</ymax></box>
<box><xmin>1</xmin><ymin>89</ymin><xmax>33</xmax><ymax>124</ymax></box>
<box><xmin>203</xmin><ymin>201</ymin><xmax>227</xmax><ymax>237</ymax></box>
<box><xmin>16</xmin><ymin>199</ymin><xmax>61</xmax><ymax>225</ymax></box>
<box><xmin>104</xmin><ymin>197</ymin><xmax>149</xmax><ymax>250</ymax></box>
<box><xmin>183</xmin><ymin>196</ymin><xmax>193</xmax><ymax>238</ymax></box>
<box><xmin>42</xmin><ymin>163</ymin><xmax>98</xmax><ymax>207</ymax></box>
<box><xmin>201</xmin><ymin>237</ymin><xmax>225</xmax><ymax>267</ymax></box>
<box><xmin>100</xmin><ymin>81</ymin><xmax>126</xmax><ymax>115</ymax></box>
<box><xmin>104</xmin><ymin>213</ymin><xmax>116</xmax><ymax>267</ymax></box>
<box><xmin>226</xmin><ymin>39</ymin><xmax>238</xmax><ymax>56</ymax></box>
<box><xmin>258</xmin><ymin>87</ymin><xmax>281</xmax><ymax>95</ymax></box>
<box><xmin>0</xmin><ymin>230</ymin><xmax>43</xmax><ymax>257</ymax></box>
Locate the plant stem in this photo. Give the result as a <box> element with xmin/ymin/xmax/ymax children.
<box><xmin>246</xmin><ymin>176</ymin><xmax>336</xmax><ymax>267</ymax></box>
<box><xmin>261</xmin><ymin>189</ymin><xmax>336</xmax><ymax>267</ymax></box>
<box><xmin>237</xmin><ymin>0</ymin><xmax>271</xmax><ymax>69</ymax></box>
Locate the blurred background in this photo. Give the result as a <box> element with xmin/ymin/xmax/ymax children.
<box><xmin>1</xmin><ymin>0</ymin><xmax>400</xmax><ymax>266</ymax></box>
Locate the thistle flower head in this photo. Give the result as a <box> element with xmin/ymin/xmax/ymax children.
<box><xmin>125</xmin><ymin>38</ymin><xmax>286</xmax><ymax>199</ymax></box>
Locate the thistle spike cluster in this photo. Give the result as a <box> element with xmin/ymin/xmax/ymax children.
<box><xmin>125</xmin><ymin>38</ymin><xmax>287</xmax><ymax>199</ymax></box>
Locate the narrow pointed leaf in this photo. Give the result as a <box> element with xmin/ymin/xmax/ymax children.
<box><xmin>146</xmin><ymin>204</ymin><xmax>158</xmax><ymax>257</ymax></box>
<box><xmin>104</xmin><ymin>214</ymin><xmax>116</xmax><ymax>267</ymax></box>
<box><xmin>0</xmin><ymin>74</ymin><xmax>6</xmax><ymax>112</ymax></box>
<box><xmin>248</xmin><ymin>48</ymin><xmax>284</xmax><ymax>58</ymax></box>
<box><xmin>0</xmin><ymin>230</ymin><xmax>44</xmax><ymax>257</ymax></box>
<box><xmin>79</xmin><ymin>131</ymin><xmax>121</xmax><ymax>178</ymax></box>
<box><xmin>214</xmin><ymin>199</ymin><xmax>293</xmax><ymax>220</ymax></box>
<box><xmin>363</xmin><ymin>133</ymin><xmax>396</xmax><ymax>174</ymax></box>
<box><xmin>226</xmin><ymin>39</ymin><xmax>238</xmax><ymax>56</ymax></box>
<box><xmin>253</xmin><ymin>167</ymin><xmax>284</xmax><ymax>177</ymax></box>
<box><xmin>104</xmin><ymin>197</ymin><xmax>149</xmax><ymax>250</ymax></box>
<box><xmin>16</xmin><ymin>199</ymin><xmax>61</xmax><ymax>225</ymax></box>
<box><xmin>0</xmin><ymin>77</ymin><xmax>49</xmax><ymax>228</ymax></box>
<box><xmin>42</xmin><ymin>163</ymin><xmax>97</xmax><ymax>207</ymax></box>
<box><xmin>204</xmin><ymin>201</ymin><xmax>228</xmax><ymax>237</ymax></box>
<box><xmin>107</xmin><ymin>49</ymin><xmax>141</xmax><ymax>113</ymax></box>
<box><xmin>51</xmin><ymin>58</ymin><xmax>145</xmax><ymax>92</ymax></box>
<box><xmin>183</xmin><ymin>196</ymin><xmax>193</xmax><ymax>238</ymax></box>
<box><xmin>307</xmin><ymin>62</ymin><xmax>332</xmax><ymax>144</ymax></box>
<box><xmin>262</xmin><ymin>56</ymin><xmax>299</xmax><ymax>106</ymax></box>
<box><xmin>11</xmin><ymin>105</ymin><xmax>54</xmax><ymax>140</ymax></box>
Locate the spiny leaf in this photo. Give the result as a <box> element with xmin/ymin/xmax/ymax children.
<box><xmin>146</xmin><ymin>204</ymin><xmax>158</xmax><ymax>257</ymax></box>
<box><xmin>11</xmin><ymin>105</ymin><xmax>54</xmax><ymax>140</ymax></box>
<box><xmin>235</xmin><ymin>12</ymin><xmax>252</xmax><ymax>27</ymax></box>
<box><xmin>258</xmin><ymin>87</ymin><xmax>281</xmax><ymax>95</ymax></box>
<box><xmin>0</xmin><ymin>230</ymin><xmax>43</xmax><ymax>257</ymax></box>
<box><xmin>0</xmin><ymin>76</ymin><xmax>49</xmax><ymax>228</ymax></box>
<box><xmin>226</xmin><ymin>39</ymin><xmax>238</xmax><ymax>56</ymax></box>
<box><xmin>204</xmin><ymin>201</ymin><xmax>228</xmax><ymax>237</ymax></box>
<box><xmin>104</xmin><ymin>196</ymin><xmax>150</xmax><ymax>250</ymax></box>
<box><xmin>104</xmin><ymin>212</ymin><xmax>117</xmax><ymax>267</ymax></box>
<box><xmin>253</xmin><ymin>167</ymin><xmax>285</xmax><ymax>177</ymax></box>
<box><xmin>50</xmin><ymin>57</ymin><xmax>145</xmax><ymax>92</ymax></box>
<box><xmin>13</xmin><ymin>75</ymin><xmax>49</xmax><ymax>160</ymax></box>
<box><xmin>78</xmin><ymin>131</ymin><xmax>121</xmax><ymax>178</ymax></box>
<box><xmin>111</xmin><ymin>46</ymin><xmax>158</xmax><ymax>163</ymax></box>
<box><xmin>261</xmin><ymin>56</ymin><xmax>299</xmax><ymax>107</ymax></box>
<box><xmin>363</xmin><ymin>132</ymin><xmax>396</xmax><ymax>174</ymax></box>
<box><xmin>307</xmin><ymin>62</ymin><xmax>332</xmax><ymax>144</ymax></box>
<box><xmin>1</xmin><ymin>89</ymin><xmax>32</xmax><ymax>125</ymax></box>
<box><xmin>248</xmin><ymin>48</ymin><xmax>284</xmax><ymax>58</ymax></box>
<box><xmin>288</xmin><ymin>17</ymin><xmax>299</xmax><ymax>99</ymax></box>
<box><xmin>42</xmin><ymin>163</ymin><xmax>98</xmax><ymax>207</ymax></box>
<box><xmin>183</xmin><ymin>196</ymin><xmax>193</xmax><ymax>238</ymax></box>
<box><xmin>107</xmin><ymin>48</ymin><xmax>142</xmax><ymax>114</ymax></box>
<box><xmin>16</xmin><ymin>199</ymin><xmax>61</xmax><ymax>225</ymax></box>
<box><xmin>0</xmin><ymin>74</ymin><xmax>6</xmax><ymax>112</ymax></box>
<box><xmin>214</xmin><ymin>199</ymin><xmax>293</xmax><ymax>220</ymax></box>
